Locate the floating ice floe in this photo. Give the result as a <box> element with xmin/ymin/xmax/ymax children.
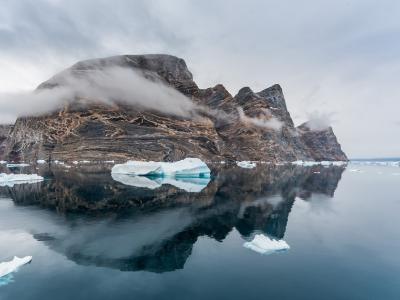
<box><xmin>292</xmin><ymin>160</ymin><xmax>347</xmax><ymax>166</ymax></box>
<box><xmin>243</xmin><ymin>234</ymin><xmax>290</xmax><ymax>254</ymax></box>
<box><xmin>36</xmin><ymin>160</ymin><xmax>46</xmax><ymax>164</ymax></box>
<box><xmin>6</xmin><ymin>163</ymin><xmax>29</xmax><ymax>168</ymax></box>
<box><xmin>111</xmin><ymin>158</ymin><xmax>211</xmax><ymax>178</ymax></box>
<box><xmin>349</xmin><ymin>169</ymin><xmax>363</xmax><ymax>173</ymax></box>
<box><xmin>0</xmin><ymin>256</ymin><xmax>32</xmax><ymax>278</ymax></box>
<box><xmin>236</xmin><ymin>161</ymin><xmax>257</xmax><ymax>169</ymax></box>
<box><xmin>112</xmin><ymin>173</ymin><xmax>210</xmax><ymax>192</ymax></box>
<box><xmin>351</xmin><ymin>160</ymin><xmax>400</xmax><ymax>167</ymax></box>
<box><xmin>0</xmin><ymin>173</ymin><xmax>44</xmax><ymax>187</ymax></box>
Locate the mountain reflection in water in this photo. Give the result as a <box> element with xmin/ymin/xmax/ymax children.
<box><xmin>0</xmin><ymin>164</ymin><xmax>344</xmax><ymax>273</ymax></box>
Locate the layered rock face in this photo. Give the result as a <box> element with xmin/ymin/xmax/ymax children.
<box><xmin>297</xmin><ymin>122</ymin><xmax>347</xmax><ymax>161</ymax></box>
<box><xmin>0</xmin><ymin>125</ymin><xmax>13</xmax><ymax>157</ymax></box>
<box><xmin>0</xmin><ymin>54</ymin><xmax>347</xmax><ymax>162</ymax></box>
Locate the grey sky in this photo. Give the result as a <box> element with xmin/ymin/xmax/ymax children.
<box><xmin>0</xmin><ymin>0</ymin><xmax>399</xmax><ymax>158</ymax></box>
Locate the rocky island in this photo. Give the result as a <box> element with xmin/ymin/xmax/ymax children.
<box><xmin>0</xmin><ymin>54</ymin><xmax>347</xmax><ymax>163</ymax></box>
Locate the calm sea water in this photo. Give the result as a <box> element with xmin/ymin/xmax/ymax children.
<box><xmin>0</xmin><ymin>162</ymin><xmax>399</xmax><ymax>300</ymax></box>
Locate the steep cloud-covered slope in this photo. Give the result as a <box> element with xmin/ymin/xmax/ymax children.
<box><xmin>0</xmin><ymin>54</ymin><xmax>347</xmax><ymax>162</ymax></box>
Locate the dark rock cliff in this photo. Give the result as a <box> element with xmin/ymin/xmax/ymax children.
<box><xmin>0</xmin><ymin>54</ymin><xmax>347</xmax><ymax>162</ymax></box>
<box><xmin>0</xmin><ymin>124</ymin><xmax>13</xmax><ymax>157</ymax></box>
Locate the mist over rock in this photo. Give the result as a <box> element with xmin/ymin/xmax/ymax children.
<box><xmin>0</xmin><ymin>54</ymin><xmax>347</xmax><ymax>162</ymax></box>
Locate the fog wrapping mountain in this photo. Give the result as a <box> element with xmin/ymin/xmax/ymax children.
<box><xmin>0</xmin><ymin>54</ymin><xmax>347</xmax><ymax>162</ymax></box>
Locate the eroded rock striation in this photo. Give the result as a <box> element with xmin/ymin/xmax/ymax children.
<box><xmin>0</xmin><ymin>54</ymin><xmax>347</xmax><ymax>162</ymax></box>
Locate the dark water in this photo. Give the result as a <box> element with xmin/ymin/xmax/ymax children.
<box><xmin>0</xmin><ymin>163</ymin><xmax>399</xmax><ymax>300</ymax></box>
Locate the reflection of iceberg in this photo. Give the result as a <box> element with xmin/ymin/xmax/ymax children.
<box><xmin>0</xmin><ymin>256</ymin><xmax>32</xmax><ymax>278</ymax></box>
<box><xmin>111</xmin><ymin>158</ymin><xmax>211</xmax><ymax>178</ymax></box>
<box><xmin>0</xmin><ymin>274</ymin><xmax>14</xmax><ymax>287</ymax></box>
<box><xmin>112</xmin><ymin>173</ymin><xmax>210</xmax><ymax>192</ymax></box>
<box><xmin>243</xmin><ymin>234</ymin><xmax>290</xmax><ymax>254</ymax></box>
<box><xmin>0</xmin><ymin>173</ymin><xmax>44</xmax><ymax>187</ymax></box>
<box><xmin>236</xmin><ymin>161</ymin><xmax>256</xmax><ymax>169</ymax></box>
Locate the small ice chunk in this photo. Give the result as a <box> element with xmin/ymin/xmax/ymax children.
<box><xmin>0</xmin><ymin>256</ymin><xmax>32</xmax><ymax>278</ymax></box>
<box><xmin>6</xmin><ymin>163</ymin><xmax>29</xmax><ymax>168</ymax></box>
<box><xmin>0</xmin><ymin>173</ymin><xmax>44</xmax><ymax>187</ymax></box>
<box><xmin>292</xmin><ymin>160</ymin><xmax>320</xmax><ymax>166</ymax></box>
<box><xmin>111</xmin><ymin>158</ymin><xmax>211</xmax><ymax>178</ymax></box>
<box><xmin>237</xmin><ymin>161</ymin><xmax>257</xmax><ymax>169</ymax></box>
<box><xmin>36</xmin><ymin>160</ymin><xmax>46</xmax><ymax>164</ymax></box>
<box><xmin>243</xmin><ymin>234</ymin><xmax>290</xmax><ymax>254</ymax></box>
<box><xmin>72</xmin><ymin>161</ymin><xmax>79</xmax><ymax>165</ymax></box>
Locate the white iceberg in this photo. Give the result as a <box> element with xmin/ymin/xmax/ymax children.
<box><xmin>291</xmin><ymin>160</ymin><xmax>320</xmax><ymax>166</ymax></box>
<box><xmin>112</xmin><ymin>173</ymin><xmax>210</xmax><ymax>192</ymax></box>
<box><xmin>111</xmin><ymin>158</ymin><xmax>211</xmax><ymax>178</ymax></box>
<box><xmin>6</xmin><ymin>163</ymin><xmax>29</xmax><ymax>168</ymax></box>
<box><xmin>243</xmin><ymin>234</ymin><xmax>290</xmax><ymax>254</ymax></box>
<box><xmin>236</xmin><ymin>161</ymin><xmax>257</xmax><ymax>169</ymax></box>
<box><xmin>0</xmin><ymin>173</ymin><xmax>44</xmax><ymax>187</ymax></box>
<box><xmin>0</xmin><ymin>256</ymin><xmax>32</xmax><ymax>278</ymax></box>
<box><xmin>36</xmin><ymin>160</ymin><xmax>46</xmax><ymax>164</ymax></box>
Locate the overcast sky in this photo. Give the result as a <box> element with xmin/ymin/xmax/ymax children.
<box><xmin>0</xmin><ymin>0</ymin><xmax>399</xmax><ymax>158</ymax></box>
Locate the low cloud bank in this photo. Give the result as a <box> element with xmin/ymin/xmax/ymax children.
<box><xmin>0</xmin><ymin>66</ymin><xmax>196</xmax><ymax>123</ymax></box>
<box><xmin>305</xmin><ymin>111</ymin><xmax>336</xmax><ymax>131</ymax></box>
<box><xmin>0</xmin><ymin>66</ymin><xmax>283</xmax><ymax>132</ymax></box>
<box><xmin>237</xmin><ymin>107</ymin><xmax>283</xmax><ymax>130</ymax></box>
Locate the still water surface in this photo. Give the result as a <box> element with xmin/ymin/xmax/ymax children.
<box><xmin>0</xmin><ymin>163</ymin><xmax>399</xmax><ymax>299</ymax></box>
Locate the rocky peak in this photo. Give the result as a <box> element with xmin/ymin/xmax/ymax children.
<box><xmin>38</xmin><ymin>54</ymin><xmax>199</xmax><ymax>96</ymax></box>
<box><xmin>297</xmin><ymin>122</ymin><xmax>347</xmax><ymax>161</ymax></box>
<box><xmin>195</xmin><ymin>84</ymin><xmax>233</xmax><ymax>110</ymax></box>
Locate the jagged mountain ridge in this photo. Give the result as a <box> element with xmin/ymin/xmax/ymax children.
<box><xmin>0</xmin><ymin>54</ymin><xmax>347</xmax><ymax>162</ymax></box>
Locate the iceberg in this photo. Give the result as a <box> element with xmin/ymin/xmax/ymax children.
<box><xmin>0</xmin><ymin>173</ymin><xmax>44</xmax><ymax>187</ymax></box>
<box><xmin>112</xmin><ymin>173</ymin><xmax>210</xmax><ymax>192</ymax></box>
<box><xmin>36</xmin><ymin>160</ymin><xmax>46</xmax><ymax>164</ymax></box>
<box><xmin>0</xmin><ymin>256</ymin><xmax>32</xmax><ymax>278</ymax></box>
<box><xmin>243</xmin><ymin>234</ymin><xmax>290</xmax><ymax>254</ymax></box>
<box><xmin>236</xmin><ymin>161</ymin><xmax>257</xmax><ymax>169</ymax></box>
<box><xmin>6</xmin><ymin>163</ymin><xmax>29</xmax><ymax>168</ymax></box>
<box><xmin>291</xmin><ymin>160</ymin><xmax>320</xmax><ymax>166</ymax></box>
<box><xmin>111</xmin><ymin>158</ymin><xmax>211</xmax><ymax>178</ymax></box>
